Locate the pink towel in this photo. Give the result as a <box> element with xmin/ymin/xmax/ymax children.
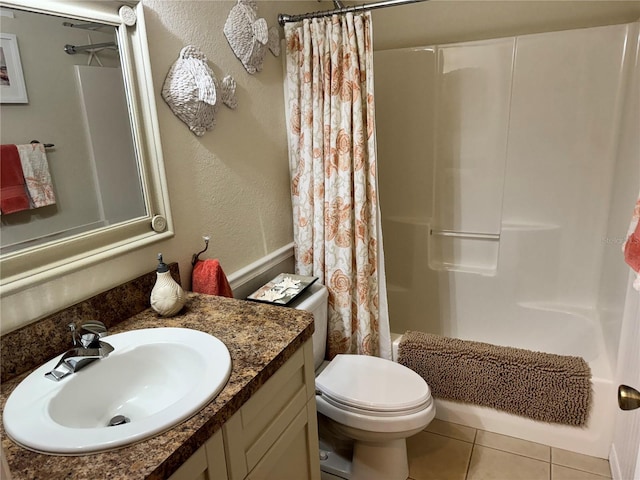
<box><xmin>624</xmin><ymin>193</ymin><xmax>640</xmax><ymax>291</ymax></box>
<box><xmin>192</xmin><ymin>259</ymin><xmax>233</xmax><ymax>297</ymax></box>
<box><xmin>0</xmin><ymin>144</ymin><xmax>30</xmax><ymax>214</ymax></box>
<box><xmin>17</xmin><ymin>143</ymin><xmax>56</xmax><ymax>208</ymax></box>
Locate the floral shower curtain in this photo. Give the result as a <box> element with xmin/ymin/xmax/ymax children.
<box><xmin>284</xmin><ymin>13</ymin><xmax>391</xmax><ymax>359</ymax></box>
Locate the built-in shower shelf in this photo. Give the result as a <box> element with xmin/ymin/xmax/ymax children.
<box><xmin>516</xmin><ymin>301</ymin><xmax>598</xmax><ymax>319</ymax></box>
<box><xmin>430</xmin><ymin>229</ymin><xmax>500</xmax><ymax>241</ymax></box>
<box><xmin>386</xmin><ymin>283</ymin><xmax>410</xmax><ymax>293</ymax></box>
<box><xmin>428</xmin><ymin>260</ymin><xmax>497</xmax><ymax>277</ymax></box>
<box><xmin>383</xmin><ymin>216</ymin><xmax>431</xmax><ymax>227</ymax></box>
<box><xmin>501</xmin><ymin>222</ymin><xmax>560</xmax><ymax>232</ymax></box>
<box><xmin>428</xmin><ymin>228</ymin><xmax>500</xmax><ymax>276</ymax></box>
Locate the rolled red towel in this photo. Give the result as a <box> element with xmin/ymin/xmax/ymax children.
<box><xmin>192</xmin><ymin>259</ymin><xmax>233</xmax><ymax>297</ymax></box>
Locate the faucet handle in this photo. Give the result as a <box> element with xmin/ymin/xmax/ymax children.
<box><xmin>80</xmin><ymin>320</ymin><xmax>108</xmax><ymax>336</ymax></box>
<box><xmin>78</xmin><ymin>321</ymin><xmax>108</xmax><ymax>348</ymax></box>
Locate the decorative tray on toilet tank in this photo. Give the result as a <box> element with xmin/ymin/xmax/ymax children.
<box><xmin>246</xmin><ymin>274</ymin><xmax>318</xmax><ymax>306</ymax></box>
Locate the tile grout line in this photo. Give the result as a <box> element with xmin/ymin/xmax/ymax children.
<box><xmin>475</xmin><ymin>443</ymin><xmax>551</xmax><ymax>464</ymax></box>
<box><xmin>551</xmin><ymin>447</ymin><xmax>612</xmax><ymax>478</ymax></box>
<box><xmin>551</xmin><ymin>464</ymin><xmax>612</xmax><ymax>479</ymax></box>
<box><xmin>464</xmin><ymin>428</ymin><xmax>478</xmax><ymax>480</ymax></box>
<box><xmin>473</xmin><ymin>427</ymin><xmax>549</xmax><ymax>465</ymax></box>
<box><xmin>423</xmin><ymin>429</ymin><xmax>476</xmax><ymax>444</ymax></box>
<box><xmin>464</xmin><ymin>444</ymin><xmax>474</xmax><ymax>480</ymax></box>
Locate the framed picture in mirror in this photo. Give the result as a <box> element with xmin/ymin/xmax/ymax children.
<box><xmin>0</xmin><ymin>32</ymin><xmax>28</xmax><ymax>103</ymax></box>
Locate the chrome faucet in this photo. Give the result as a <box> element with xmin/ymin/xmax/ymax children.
<box><xmin>45</xmin><ymin>321</ymin><xmax>114</xmax><ymax>381</ymax></box>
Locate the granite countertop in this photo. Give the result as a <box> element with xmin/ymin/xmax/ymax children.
<box><xmin>0</xmin><ymin>293</ymin><xmax>314</xmax><ymax>480</ymax></box>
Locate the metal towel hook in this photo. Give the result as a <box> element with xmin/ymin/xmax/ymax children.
<box><xmin>191</xmin><ymin>236</ymin><xmax>210</xmax><ymax>266</ymax></box>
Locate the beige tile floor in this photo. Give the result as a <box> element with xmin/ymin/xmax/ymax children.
<box><xmin>407</xmin><ymin>419</ymin><xmax>612</xmax><ymax>480</ymax></box>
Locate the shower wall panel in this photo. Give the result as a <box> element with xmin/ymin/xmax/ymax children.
<box><xmin>75</xmin><ymin>66</ymin><xmax>145</xmax><ymax>226</ymax></box>
<box><xmin>375</xmin><ymin>22</ymin><xmax>633</xmax><ymax>335</ymax></box>
<box><xmin>433</xmin><ymin>38</ymin><xmax>513</xmax><ymax>235</ymax></box>
<box><xmin>598</xmin><ymin>22</ymin><xmax>640</xmax><ymax>375</ymax></box>
<box><xmin>503</xmin><ymin>24</ymin><xmax>630</xmax><ymax>307</ymax></box>
<box><xmin>430</xmin><ymin>38</ymin><xmax>514</xmax><ymax>275</ymax></box>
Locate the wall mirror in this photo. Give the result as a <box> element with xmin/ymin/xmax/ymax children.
<box><xmin>0</xmin><ymin>0</ymin><xmax>173</xmax><ymax>296</ymax></box>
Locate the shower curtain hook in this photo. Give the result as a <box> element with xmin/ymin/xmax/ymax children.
<box><xmin>191</xmin><ymin>236</ymin><xmax>210</xmax><ymax>266</ymax></box>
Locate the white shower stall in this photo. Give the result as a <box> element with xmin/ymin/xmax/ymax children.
<box><xmin>375</xmin><ymin>22</ymin><xmax>639</xmax><ymax>458</ymax></box>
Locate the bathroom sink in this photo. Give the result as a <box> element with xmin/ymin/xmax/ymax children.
<box><xmin>3</xmin><ymin>327</ymin><xmax>231</xmax><ymax>455</ymax></box>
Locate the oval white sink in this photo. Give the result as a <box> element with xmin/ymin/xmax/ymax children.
<box><xmin>3</xmin><ymin>327</ymin><xmax>231</xmax><ymax>455</ymax></box>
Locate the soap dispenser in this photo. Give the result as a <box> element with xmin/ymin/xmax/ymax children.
<box><xmin>150</xmin><ymin>253</ymin><xmax>186</xmax><ymax>317</ymax></box>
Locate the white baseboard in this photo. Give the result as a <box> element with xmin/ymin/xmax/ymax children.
<box><xmin>227</xmin><ymin>243</ymin><xmax>295</xmax><ymax>300</ymax></box>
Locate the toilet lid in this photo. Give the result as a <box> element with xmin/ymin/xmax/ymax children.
<box><xmin>315</xmin><ymin>355</ymin><xmax>431</xmax><ymax>413</ymax></box>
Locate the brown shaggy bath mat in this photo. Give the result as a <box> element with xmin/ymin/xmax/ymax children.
<box><xmin>398</xmin><ymin>331</ymin><xmax>592</xmax><ymax>426</ymax></box>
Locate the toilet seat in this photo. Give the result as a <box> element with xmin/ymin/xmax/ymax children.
<box><xmin>315</xmin><ymin>354</ymin><xmax>431</xmax><ymax>416</ymax></box>
<box><xmin>319</xmin><ymin>392</ymin><xmax>431</xmax><ymax>417</ymax></box>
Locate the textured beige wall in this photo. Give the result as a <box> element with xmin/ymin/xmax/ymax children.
<box><xmin>143</xmin><ymin>0</ymin><xmax>305</xmax><ymax>276</ymax></box>
<box><xmin>3</xmin><ymin>0</ymin><xmax>640</xmax><ymax>334</ymax></box>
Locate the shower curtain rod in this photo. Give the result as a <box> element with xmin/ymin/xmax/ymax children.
<box><xmin>278</xmin><ymin>0</ymin><xmax>428</xmax><ymax>26</ymax></box>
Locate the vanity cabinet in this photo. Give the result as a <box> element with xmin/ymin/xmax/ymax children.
<box><xmin>170</xmin><ymin>340</ymin><xmax>320</xmax><ymax>480</ymax></box>
<box><xmin>168</xmin><ymin>429</ymin><xmax>227</xmax><ymax>480</ymax></box>
<box><xmin>224</xmin><ymin>339</ymin><xmax>320</xmax><ymax>480</ymax></box>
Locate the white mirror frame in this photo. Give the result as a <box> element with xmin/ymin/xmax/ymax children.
<box><xmin>0</xmin><ymin>0</ymin><xmax>173</xmax><ymax>296</ymax></box>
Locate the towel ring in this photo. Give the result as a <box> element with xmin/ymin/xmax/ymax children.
<box><xmin>191</xmin><ymin>236</ymin><xmax>210</xmax><ymax>266</ymax></box>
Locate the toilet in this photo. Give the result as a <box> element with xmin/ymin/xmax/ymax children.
<box><xmin>291</xmin><ymin>282</ymin><xmax>435</xmax><ymax>480</ymax></box>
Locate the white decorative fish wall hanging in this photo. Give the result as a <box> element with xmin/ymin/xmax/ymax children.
<box><xmin>224</xmin><ymin>0</ymin><xmax>280</xmax><ymax>75</ymax></box>
<box><xmin>161</xmin><ymin>45</ymin><xmax>237</xmax><ymax>137</ymax></box>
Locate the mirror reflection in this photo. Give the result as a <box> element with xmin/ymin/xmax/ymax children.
<box><xmin>0</xmin><ymin>7</ymin><xmax>145</xmax><ymax>255</ymax></box>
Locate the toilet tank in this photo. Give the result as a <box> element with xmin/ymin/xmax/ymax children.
<box><xmin>290</xmin><ymin>282</ymin><xmax>328</xmax><ymax>370</ymax></box>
